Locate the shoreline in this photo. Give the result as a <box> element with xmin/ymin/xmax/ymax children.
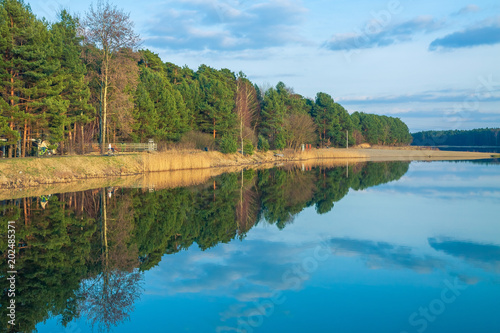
<box><xmin>0</xmin><ymin>147</ymin><xmax>497</xmax><ymax>191</ymax></box>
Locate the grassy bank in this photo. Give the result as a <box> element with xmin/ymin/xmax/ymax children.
<box><xmin>0</xmin><ymin>147</ymin><xmax>497</xmax><ymax>189</ymax></box>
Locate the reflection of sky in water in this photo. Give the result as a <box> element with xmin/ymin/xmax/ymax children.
<box><xmin>39</xmin><ymin>161</ymin><xmax>500</xmax><ymax>333</ymax></box>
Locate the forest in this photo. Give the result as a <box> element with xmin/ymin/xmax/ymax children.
<box><xmin>0</xmin><ymin>0</ymin><xmax>413</xmax><ymax>158</ymax></box>
<box><xmin>0</xmin><ymin>162</ymin><xmax>409</xmax><ymax>332</ymax></box>
<box><xmin>412</xmin><ymin>128</ymin><xmax>500</xmax><ymax>147</ymax></box>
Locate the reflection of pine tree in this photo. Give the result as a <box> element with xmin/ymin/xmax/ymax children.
<box><xmin>0</xmin><ymin>196</ymin><xmax>95</xmax><ymax>332</ymax></box>
<box><xmin>350</xmin><ymin>162</ymin><xmax>410</xmax><ymax>190</ymax></box>
<box><xmin>193</xmin><ymin>173</ymin><xmax>239</xmax><ymax>250</ymax></box>
<box><xmin>259</xmin><ymin>168</ymin><xmax>317</xmax><ymax>229</ymax></box>
<box><xmin>313</xmin><ymin>167</ymin><xmax>351</xmax><ymax>215</ymax></box>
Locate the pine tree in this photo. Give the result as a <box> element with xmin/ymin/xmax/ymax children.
<box><xmin>50</xmin><ymin>10</ymin><xmax>94</xmax><ymax>153</ymax></box>
<box><xmin>0</xmin><ymin>0</ymin><xmax>36</xmax><ymax>157</ymax></box>
<box><xmin>132</xmin><ymin>80</ymin><xmax>157</xmax><ymax>141</ymax></box>
<box><xmin>260</xmin><ymin>86</ymin><xmax>286</xmax><ymax>149</ymax></box>
<box><xmin>133</xmin><ymin>67</ymin><xmax>190</xmax><ymax>142</ymax></box>
<box><xmin>196</xmin><ymin>65</ymin><xmax>236</xmax><ymax>139</ymax></box>
<box><xmin>50</xmin><ymin>10</ymin><xmax>95</xmax><ymax>151</ymax></box>
<box><xmin>312</xmin><ymin>92</ymin><xmax>336</xmax><ymax>147</ymax></box>
<box><xmin>0</xmin><ymin>0</ymin><xmax>68</xmax><ymax>157</ymax></box>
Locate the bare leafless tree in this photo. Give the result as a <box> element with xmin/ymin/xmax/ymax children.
<box><xmin>82</xmin><ymin>0</ymin><xmax>140</xmax><ymax>153</ymax></box>
<box><xmin>236</xmin><ymin>72</ymin><xmax>260</xmax><ymax>152</ymax></box>
<box><xmin>284</xmin><ymin>113</ymin><xmax>317</xmax><ymax>149</ymax></box>
<box><xmin>108</xmin><ymin>49</ymin><xmax>139</xmax><ymax>141</ymax></box>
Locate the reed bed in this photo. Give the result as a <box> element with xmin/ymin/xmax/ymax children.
<box><xmin>136</xmin><ymin>167</ymin><xmax>221</xmax><ymax>190</ymax></box>
<box><xmin>141</xmin><ymin>150</ymin><xmax>213</xmax><ymax>172</ymax></box>
<box><xmin>283</xmin><ymin>148</ymin><xmax>369</xmax><ymax>160</ymax></box>
<box><xmin>288</xmin><ymin>157</ymin><xmax>370</xmax><ymax>170</ymax></box>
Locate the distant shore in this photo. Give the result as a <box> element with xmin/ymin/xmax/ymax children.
<box><xmin>0</xmin><ymin>147</ymin><xmax>497</xmax><ymax>190</ymax></box>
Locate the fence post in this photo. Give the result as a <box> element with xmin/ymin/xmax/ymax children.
<box><xmin>148</xmin><ymin>139</ymin><xmax>154</xmax><ymax>152</ymax></box>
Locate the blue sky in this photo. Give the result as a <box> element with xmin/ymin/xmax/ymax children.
<box><xmin>28</xmin><ymin>0</ymin><xmax>500</xmax><ymax>132</ymax></box>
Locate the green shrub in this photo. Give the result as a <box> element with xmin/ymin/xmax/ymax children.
<box><xmin>219</xmin><ymin>134</ymin><xmax>238</xmax><ymax>154</ymax></box>
<box><xmin>274</xmin><ymin>132</ymin><xmax>286</xmax><ymax>150</ymax></box>
<box><xmin>243</xmin><ymin>139</ymin><xmax>254</xmax><ymax>155</ymax></box>
<box><xmin>258</xmin><ymin>135</ymin><xmax>270</xmax><ymax>152</ymax></box>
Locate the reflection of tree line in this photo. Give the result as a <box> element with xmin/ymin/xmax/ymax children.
<box><xmin>0</xmin><ymin>190</ymin><xmax>141</xmax><ymax>333</ymax></box>
<box><xmin>0</xmin><ymin>161</ymin><xmax>409</xmax><ymax>332</ymax></box>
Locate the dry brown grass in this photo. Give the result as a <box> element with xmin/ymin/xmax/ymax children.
<box><xmin>0</xmin><ymin>176</ymin><xmax>136</xmax><ymax>201</ymax></box>
<box><xmin>141</xmin><ymin>150</ymin><xmax>212</xmax><ymax>172</ymax></box>
<box><xmin>135</xmin><ymin>168</ymin><xmax>218</xmax><ymax>189</ymax></box>
<box><xmin>288</xmin><ymin>158</ymin><xmax>369</xmax><ymax>169</ymax></box>
<box><xmin>352</xmin><ymin>148</ymin><xmax>498</xmax><ymax>161</ymax></box>
<box><xmin>0</xmin><ymin>154</ymin><xmax>142</xmax><ymax>188</ymax></box>
<box><xmin>0</xmin><ymin>166</ymin><xmax>247</xmax><ymax>200</ymax></box>
<box><xmin>282</xmin><ymin>148</ymin><xmax>369</xmax><ymax>160</ymax></box>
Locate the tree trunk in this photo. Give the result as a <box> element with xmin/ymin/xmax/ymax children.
<box><xmin>103</xmin><ymin>76</ymin><xmax>108</xmax><ymax>153</ymax></box>
<box><xmin>101</xmin><ymin>188</ymin><xmax>109</xmax><ymax>263</ymax></box>
<box><xmin>10</xmin><ymin>71</ymin><xmax>14</xmax><ymax>106</ymax></box>
<box><xmin>22</xmin><ymin>118</ymin><xmax>27</xmax><ymax>157</ymax></box>
<box><xmin>9</xmin><ymin>72</ymin><xmax>14</xmax><ymax>158</ymax></box>
<box><xmin>237</xmin><ymin>80</ymin><xmax>243</xmax><ymax>155</ymax></box>
<box><xmin>101</xmin><ymin>53</ymin><xmax>109</xmax><ymax>155</ymax></box>
<box><xmin>68</xmin><ymin>127</ymin><xmax>73</xmax><ymax>154</ymax></box>
<box><xmin>81</xmin><ymin>122</ymin><xmax>85</xmax><ymax>154</ymax></box>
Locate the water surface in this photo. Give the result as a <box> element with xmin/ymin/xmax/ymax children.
<box><xmin>1</xmin><ymin>161</ymin><xmax>499</xmax><ymax>333</ymax></box>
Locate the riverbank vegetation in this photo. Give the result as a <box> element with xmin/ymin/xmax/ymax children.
<box><xmin>0</xmin><ymin>0</ymin><xmax>412</xmax><ymax>159</ymax></box>
<box><xmin>2</xmin><ymin>147</ymin><xmax>495</xmax><ymax>189</ymax></box>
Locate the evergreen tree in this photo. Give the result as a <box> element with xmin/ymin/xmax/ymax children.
<box><xmin>0</xmin><ymin>0</ymin><xmax>67</xmax><ymax>157</ymax></box>
<box><xmin>133</xmin><ymin>67</ymin><xmax>189</xmax><ymax>142</ymax></box>
<box><xmin>50</xmin><ymin>10</ymin><xmax>94</xmax><ymax>153</ymax></box>
<box><xmin>260</xmin><ymin>85</ymin><xmax>286</xmax><ymax>149</ymax></box>
<box><xmin>312</xmin><ymin>92</ymin><xmax>337</xmax><ymax>147</ymax></box>
<box><xmin>196</xmin><ymin>65</ymin><xmax>236</xmax><ymax>139</ymax></box>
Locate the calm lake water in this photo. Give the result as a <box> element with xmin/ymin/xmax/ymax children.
<box><xmin>1</xmin><ymin>160</ymin><xmax>499</xmax><ymax>333</ymax></box>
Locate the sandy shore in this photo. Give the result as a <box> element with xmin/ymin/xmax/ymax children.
<box><xmin>343</xmin><ymin>148</ymin><xmax>497</xmax><ymax>161</ymax></box>
<box><xmin>0</xmin><ymin>147</ymin><xmax>497</xmax><ymax>193</ymax></box>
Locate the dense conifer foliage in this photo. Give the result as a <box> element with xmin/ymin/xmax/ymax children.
<box><xmin>412</xmin><ymin>128</ymin><xmax>500</xmax><ymax>146</ymax></box>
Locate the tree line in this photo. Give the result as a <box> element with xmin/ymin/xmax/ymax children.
<box><xmin>0</xmin><ymin>0</ymin><xmax>412</xmax><ymax>158</ymax></box>
<box><xmin>412</xmin><ymin>128</ymin><xmax>500</xmax><ymax>147</ymax></box>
